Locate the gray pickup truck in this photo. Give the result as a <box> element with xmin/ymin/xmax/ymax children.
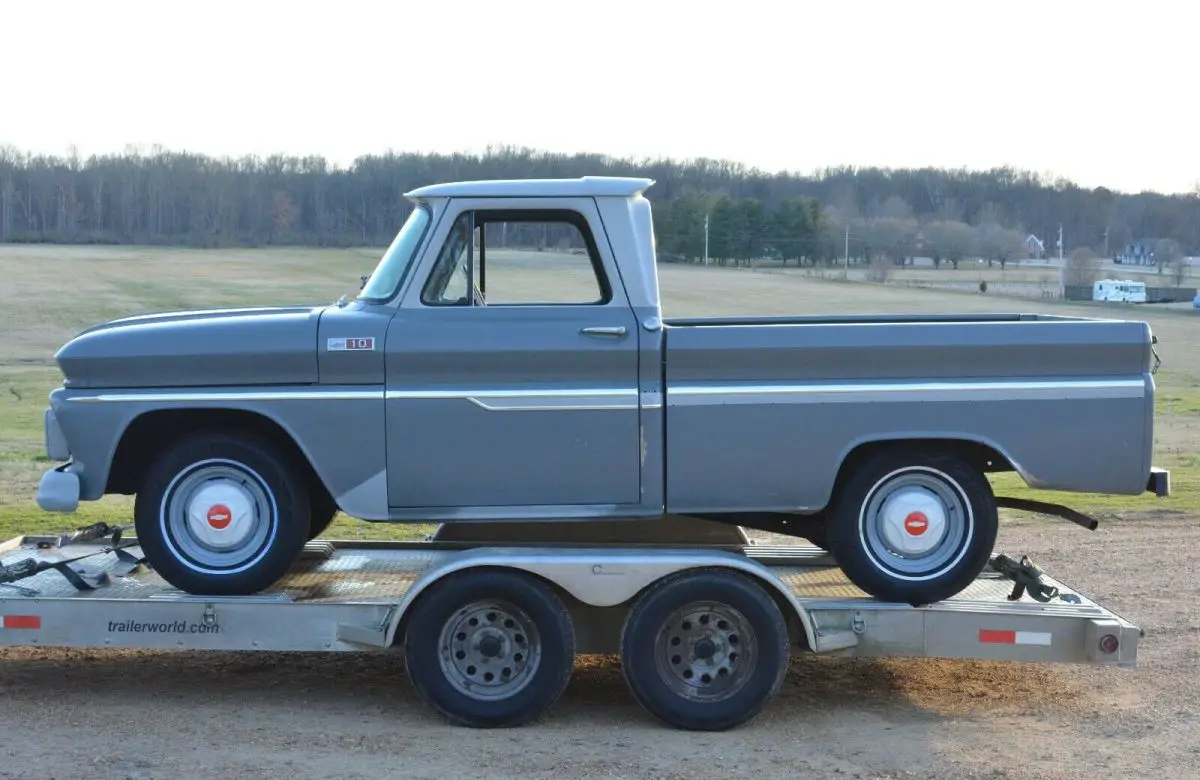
<box><xmin>36</xmin><ymin>176</ymin><xmax>1170</xmax><ymax>604</ymax></box>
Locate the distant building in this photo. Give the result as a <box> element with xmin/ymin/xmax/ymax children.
<box><xmin>1025</xmin><ymin>234</ymin><xmax>1045</xmax><ymax>259</ymax></box>
<box><xmin>1116</xmin><ymin>238</ymin><xmax>1158</xmax><ymax>266</ymax></box>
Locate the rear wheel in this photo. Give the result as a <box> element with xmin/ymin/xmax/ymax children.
<box><xmin>826</xmin><ymin>447</ymin><xmax>998</xmax><ymax>606</ymax></box>
<box><xmin>134</xmin><ymin>432</ymin><xmax>312</xmax><ymax>595</ymax></box>
<box><xmin>619</xmin><ymin>568</ymin><xmax>790</xmax><ymax>731</ymax></box>
<box><xmin>403</xmin><ymin>569</ymin><xmax>576</xmax><ymax>728</ymax></box>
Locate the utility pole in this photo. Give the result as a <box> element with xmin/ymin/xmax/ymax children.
<box><xmin>1103</xmin><ymin>225</ymin><xmax>1109</xmax><ymax>258</ymax></box>
<box><xmin>1057</xmin><ymin>223</ymin><xmax>1065</xmax><ymax>299</ymax></box>
<box><xmin>844</xmin><ymin>224</ymin><xmax>850</xmax><ymax>279</ymax></box>
<box><xmin>703</xmin><ymin>213</ymin><xmax>709</xmax><ymax>266</ymax></box>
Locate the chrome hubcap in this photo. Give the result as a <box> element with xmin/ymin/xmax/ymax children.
<box><xmin>162</xmin><ymin>460</ymin><xmax>276</xmax><ymax>573</ymax></box>
<box><xmin>860</xmin><ymin>467</ymin><xmax>972</xmax><ymax>580</ymax></box>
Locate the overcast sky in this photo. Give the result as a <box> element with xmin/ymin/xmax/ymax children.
<box><xmin>5</xmin><ymin>0</ymin><xmax>1196</xmax><ymax>194</ymax></box>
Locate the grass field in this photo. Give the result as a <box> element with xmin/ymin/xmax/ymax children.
<box><xmin>1</xmin><ymin>243</ymin><xmax>1196</xmax><ymax>540</ymax></box>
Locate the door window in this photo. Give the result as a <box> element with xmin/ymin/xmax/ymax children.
<box><xmin>421</xmin><ymin>209</ymin><xmax>611</xmax><ymax>306</ymax></box>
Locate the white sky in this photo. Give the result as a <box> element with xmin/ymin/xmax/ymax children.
<box><xmin>4</xmin><ymin>0</ymin><xmax>1197</xmax><ymax>194</ymax></box>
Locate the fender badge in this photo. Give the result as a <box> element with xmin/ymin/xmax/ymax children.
<box><xmin>327</xmin><ymin>337</ymin><xmax>376</xmax><ymax>351</ymax></box>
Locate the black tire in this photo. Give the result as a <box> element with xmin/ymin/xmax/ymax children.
<box><xmin>403</xmin><ymin>568</ymin><xmax>576</xmax><ymax>728</ymax></box>
<box><xmin>307</xmin><ymin>487</ymin><xmax>339</xmax><ymax>541</ymax></box>
<box><xmin>619</xmin><ymin>568</ymin><xmax>790</xmax><ymax>731</ymax></box>
<box><xmin>825</xmin><ymin>447</ymin><xmax>998</xmax><ymax>606</ymax></box>
<box><xmin>134</xmin><ymin>431</ymin><xmax>312</xmax><ymax>595</ymax></box>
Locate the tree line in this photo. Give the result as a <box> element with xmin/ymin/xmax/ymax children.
<box><xmin>1</xmin><ymin>144</ymin><xmax>1197</xmax><ymax>268</ymax></box>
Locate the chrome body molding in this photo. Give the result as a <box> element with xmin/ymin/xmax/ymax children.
<box><xmin>667</xmin><ymin>378</ymin><xmax>1147</xmax><ymax>406</ymax></box>
<box><xmin>62</xmin><ymin>379</ymin><xmax>1145</xmax><ymax>409</ymax></box>
<box><xmin>66</xmin><ymin>389</ymin><xmax>384</xmax><ymax>403</ymax></box>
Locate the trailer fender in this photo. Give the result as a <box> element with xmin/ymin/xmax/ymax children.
<box><xmin>382</xmin><ymin>547</ymin><xmax>823</xmax><ymax>653</ymax></box>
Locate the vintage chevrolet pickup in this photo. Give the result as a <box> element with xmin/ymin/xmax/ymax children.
<box><xmin>35</xmin><ymin>176</ymin><xmax>1170</xmax><ymax>604</ymax></box>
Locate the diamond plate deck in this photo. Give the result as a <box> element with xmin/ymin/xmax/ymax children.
<box><xmin>773</xmin><ymin>566</ymin><xmax>1052</xmax><ymax>604</ymax></box>
<box><xmin>0</xmin><ymin>541</ymin><xmax>439</xmax><ymax>604</ymax></box>
<box><xmin>1</xmin><ymin>537</ymin><xmax>1086</xmax><ymax>609</ymax></box>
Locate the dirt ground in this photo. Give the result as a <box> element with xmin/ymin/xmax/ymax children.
<box><xmin>1</xmin><ymin>513</ymin><xmax>1196</xmax><ymax>780</ymax></box>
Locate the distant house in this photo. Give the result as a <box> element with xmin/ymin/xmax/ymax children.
<box><xmin>1025</xmin><ymin>234</ymin><xmax>1045</xmax><ymax>259</ymax></box>
<box><xmin>1116</xmin><ymin>238</ymin><xmax>1158</xmax><ymax>266</ymax></box>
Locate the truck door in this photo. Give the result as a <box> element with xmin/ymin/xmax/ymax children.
<box><xmin>382</xmin><ymin>197</ymin><xmax>645</xmax><ymax>515</ymax></box>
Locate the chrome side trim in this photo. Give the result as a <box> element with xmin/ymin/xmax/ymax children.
<box><xmin>667</xmin><ymin>378</ymin><xmax>1146</xmax><ymax>406</ymax></box>
<box><xmin>66</xmin><ymin>389</ymin><xmax>383</xmax><ymax>403</ymax></box>
<box><xmin>388</xmin><ymin>387</ymin><xmax>639</xmax><ymax>412</ymax></box>
<box><xmin>467</xmin><ymin>396</ymin><xmax>638</xmax><ymax>412</ymax></box>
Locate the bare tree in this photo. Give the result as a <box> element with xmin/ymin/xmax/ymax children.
<box><xmin>864</xmin><ymin>255</ymin><xmax>892</xmax><ymax>283</ymax></box>
<box><xmin>1064</xmin><ymin>246</ymin><xmax>1103</xmax><ymax>287</ymax></box>
<box><xmin>1155</xmin><ymin>238</ymin><xmax>1183</xmax><ymax>277</ymax></box>
<box><xmin>924</xmin><ymin>221</ymin><xmax>978</xmax><ymax>269</ymax></box>
<box><xmin>1169</xmin><ymin>254</ymin><xmax>1189</xmax><ymax>288</ymax></box>
<box><xmin>975</xmin><ymin>223</ymin><xmax>1029</xmax><ymax>269</ymax></box>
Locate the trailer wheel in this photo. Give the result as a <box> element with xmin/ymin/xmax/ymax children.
<box><xmin>826</xmin><ymin>447</ymin><xmax>998</xmax><ymax>606</ymax></box>
<box><xmin>134</xmin><ymin>432</ymin><xmax>312</xmax><ymax>595</ymax></box>
<box><xmin>619</xmin><ymin>568</ymin><xmax>789</xmax><ymax>731</ymax></box>
<box><xmin>403</xmin><ymin>568</ymin><xmax>575</xmax><ymax>728</ymax></box>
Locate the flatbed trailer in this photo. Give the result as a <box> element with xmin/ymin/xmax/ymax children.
<box><xmin>0</xmin><ymin>519</ymin><xmax>1142</xmax><ymax>731</ymax></box>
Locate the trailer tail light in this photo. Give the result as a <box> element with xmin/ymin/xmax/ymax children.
<box><xmin>1098</xmin><ymin>633</ymin><xmax>1119</xmax><ymax>654</ymax></box>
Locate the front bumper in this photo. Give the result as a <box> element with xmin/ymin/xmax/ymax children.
<box><xmin>1147</xmin><ymin>467</ymin><xmax>1171</xmax><ymax>497</ymax></box>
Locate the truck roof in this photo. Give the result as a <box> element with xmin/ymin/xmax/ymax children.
<box><xmin>405</xmin><ymin>176</ymin><xmax>656</xmax><ymax>200</ymax></box>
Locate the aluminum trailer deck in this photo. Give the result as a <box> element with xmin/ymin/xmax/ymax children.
<box><xmin>0</xmin><ymin>524</ymin><xmax>1142</xmax><ymax>731</ymax></box>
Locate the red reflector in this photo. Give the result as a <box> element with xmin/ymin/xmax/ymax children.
<box><xmin>3</xmin><ymin>615</ymin><xmax>41</xmax><ymax>630</ymax></box>
<box><xmin>979</xmin><ymin>629</ymin><xmax>1016</xmax><ymax>644</ymax></box>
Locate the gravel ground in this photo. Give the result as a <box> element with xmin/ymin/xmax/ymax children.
<box><xmin>1</xmin><ymin>512</ymin><xmax>1196</xmax><ymax>780</ymax></box>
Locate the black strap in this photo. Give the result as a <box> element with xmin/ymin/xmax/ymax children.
<box><xmin>1</xmin><ymin>541</ymin><xmax>146</xmax><ymax>592</ymax></box>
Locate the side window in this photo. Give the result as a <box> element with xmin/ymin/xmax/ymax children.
<box><xmin>420</xmin><ymin>209</ymin><xmax>610</xmax><ymax>306</ymax></box>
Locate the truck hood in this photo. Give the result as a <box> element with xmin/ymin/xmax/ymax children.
<box><xmin>56</xmin><ymin>304</ymin><xmax>329</xmax><ymax>389</ymax></box>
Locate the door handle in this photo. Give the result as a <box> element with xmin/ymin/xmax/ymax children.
<box><xmin>580</xmin><ymin>325</ymin><xmax>627</xmax><ymax>337</ymax></box>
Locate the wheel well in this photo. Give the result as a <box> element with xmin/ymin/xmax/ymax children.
<box><xmin>836</xmin><ymin>438</ymin><xmax>1013</xmax><ymax>487</ymax></box>
<box><xmin>106</xmin><ymin>408</ymin><xmax>333</xmax><ymax>507</ymax></box>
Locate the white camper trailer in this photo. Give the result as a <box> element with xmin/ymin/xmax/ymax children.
<box><xmin>1093</xmin><ymin>279</ymin><xmax>1147</xmax><ymax>303</ymax></box>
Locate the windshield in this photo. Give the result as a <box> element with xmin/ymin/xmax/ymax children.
<box><xmin>358</xmin><ymin>205</ymin><xmax>432</xmax><ymax>301</ymax></box>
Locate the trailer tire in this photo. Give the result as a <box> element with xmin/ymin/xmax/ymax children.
<box><xmin>826</xmin><ymin>447</ymin><xmax>998</xmax><ymax>606</ymax></box>
<box><xmin>619</xmin><ymin>568</ymin><xmax>789</xmax><ymax>731</ymax></box>
<box><xmin>134</xmin><ymin>432</ymin><xmax>312</xmax><ymax>595</ymax></box>
<box><xmin>403</xmin><ymin>568</ymin><xmax>576</xmax><ymax>728</ymax></box>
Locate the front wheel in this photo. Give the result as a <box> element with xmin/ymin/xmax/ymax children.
<box><xmin>826</xmin><ymin>447</ymin><xmax>998</xmax><ymax>606</ymax></box>
<box><xmin>134</xmin><ymin>432</ymin><xmax>312</xmax><ymax>595</ymax></box>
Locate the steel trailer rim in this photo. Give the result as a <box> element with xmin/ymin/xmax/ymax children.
<box><xmin>438</xmin><ymin>599</ymin><xmax>543</xmax><ymax>701</ymax></box>
<box><xmin>653</xmin><ymin>600</ymin><xmax>758</xmax><ymax>703</ymax></box>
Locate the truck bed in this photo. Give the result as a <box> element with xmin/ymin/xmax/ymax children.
<box><xmin>660</xmin><ymin>311</ymin><xmax>1156</xmax><ymax>513</ymax></box>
